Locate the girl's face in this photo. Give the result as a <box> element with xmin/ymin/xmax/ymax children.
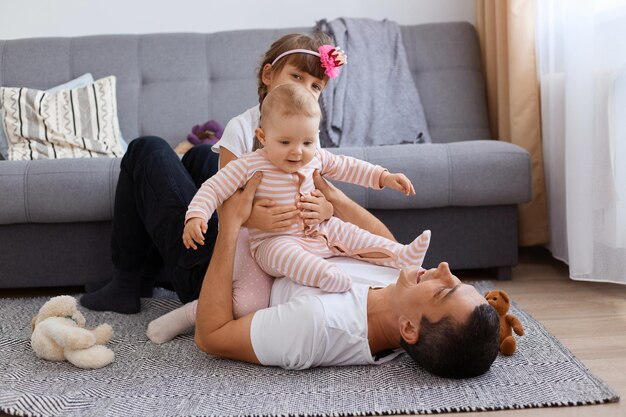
<box><xmin>255</xmin><ymin>113</ymin><xmax>319</xmax><ymax>173</ymax></box>
<box><xmin>263</xmin><ymin>63</ymin><xmax>326</xmax><ymax>100</ymax></box>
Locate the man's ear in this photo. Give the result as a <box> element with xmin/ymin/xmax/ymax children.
<box><xmin>261</xmin><ymin>63</ymin><xmax>273</xmax><ymax>86</ymax></box>
<box><xmin>255</xmin><ymin>128</ymin><xmax>266</xmax><ymax>145</ymax></box>
<box><xmin>399</xmin><ymin>316</ymin><xmax>419</xmax><ymax>345</ymax></box>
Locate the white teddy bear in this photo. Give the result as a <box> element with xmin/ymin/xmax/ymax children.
<box><xmin>31</xmin><ymin>295</ymin><xmax>115</xmax><ymax>369</ymax></box>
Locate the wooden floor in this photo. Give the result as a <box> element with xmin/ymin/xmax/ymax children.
<box><xmin>1</xmin><ymin>248</ymin><xmax>624</xmax><ymax>417</ymax></box>
<box><xmin>453</xmin><ymin>248</ymin><xmax>625</xmax><ymax>417</ymax></box>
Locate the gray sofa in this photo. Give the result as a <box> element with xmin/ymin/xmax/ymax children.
<box><xmin>0</xmin><ymin>22</ymin><xmax>531</xmax><ymax>289</ymax></box>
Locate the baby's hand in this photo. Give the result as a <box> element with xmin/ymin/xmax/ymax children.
<box><xmin>183</xmin><ymin>217</ymin><xmax>208</xmax><ymax>250</ymax></box>
<box><xmin>381</xmin><ymin>172</ymin><xmax>416</xmax><ymax>196</ymax></box>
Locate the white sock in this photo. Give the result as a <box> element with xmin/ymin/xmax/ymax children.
<box><xmin>146</xmin><ymin>300</ymin><xmax>197</xmax><ymax>344</ymax></box>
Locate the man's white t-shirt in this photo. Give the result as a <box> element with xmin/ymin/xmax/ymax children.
<box><xmin>250</xmin><ymin>258</ymin><xmax>404</xmax><ymax>370</ymax></box>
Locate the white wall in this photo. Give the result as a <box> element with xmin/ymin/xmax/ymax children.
<box><xmin>0</xmin><ymin>0</ymin><xmax>475</xmax><ymax>39</ymax></box>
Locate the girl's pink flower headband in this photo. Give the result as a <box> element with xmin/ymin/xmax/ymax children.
<box><xmin>270</xmin><ymin>45</ymin><xmax>347</xmax><ymax>79</ymax></box>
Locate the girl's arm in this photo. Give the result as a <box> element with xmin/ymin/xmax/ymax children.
<box><xmin>219</xmin><ymin>147</ymin><xmax>238</xmax><ymax>170</ymax></box>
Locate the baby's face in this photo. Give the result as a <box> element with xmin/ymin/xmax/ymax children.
<box><xmin>257</xmin><ymin>114</ymin><xmax>319</xmax><ymax>173</ymax></box>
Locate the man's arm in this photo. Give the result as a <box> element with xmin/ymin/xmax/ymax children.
<box><xmin>312</xmin><ymin>170</ymin><xmax>396</xmax><ymax>241</ymax></box>
<box><xmin>194</xmin><ymin>173</ymin><xmax>263</xmax><ymax>364</ymax></box>
<box><xmin>317</xmin><ymin>148</ymin><xmax>386</xmax><ymax>190</ymax></box>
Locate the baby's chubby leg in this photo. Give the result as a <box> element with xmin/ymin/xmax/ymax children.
<box><xmin>255</xmin><ymin>236</ymin><xmax>352</xmax><ymax>292</ymax></box>
<box><xmin>231</xmin><ymin>229</ymin><xmax>273</xmax><ymax>317</ymax></box>
<box><xmin>321</xmin><ymin>217</ymin><xmax>431</xmax><ymax>268</ymax></box>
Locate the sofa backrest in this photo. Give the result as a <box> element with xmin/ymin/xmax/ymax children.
<box><xmin>0</xmin><ymin>22</ymin><xmax>490</xmax><ymax>147</ymax></box>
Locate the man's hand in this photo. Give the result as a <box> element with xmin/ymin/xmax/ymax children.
<box><xmin>183</xmin><ymin>217</ymin><xmax>207</xmax><ymax>250</ymax></box>
<box><xmin>313</xmin><ymin>169</ymin><xmax>397</xmax><ymax>241</ymax></box>
<box><xmin>217</xmin><ymin>172</ymin><xmax>263</xmax><ymax>231</ymax></box>
<box><xmin>312</xmin><ymin>169</ymin><xmax>348</xmax><ymax>204</ymax></box>
<box><xmin>381</xmin><ymin>172</ymin><xmax>416</xmax><ymax>196</ymax></box>
<box><xmin>244</xmin><ymin>199</ymin><xmax>300</xmax><ymax>233</ymax></box>
<box><xmin>298</xmin><ymin>189</ymin><xmax>334</xmax><ymax>226</ymax></box>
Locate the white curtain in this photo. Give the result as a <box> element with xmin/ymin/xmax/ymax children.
<box><xmin>536</xmin><ymin>0</ymin><xmax>626</xmax><ymax>284</ymax></box>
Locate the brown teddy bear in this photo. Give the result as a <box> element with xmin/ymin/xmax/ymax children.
<box><xmin>484</xmin><ymin>290</ymin><xmax>524</xmax><ymax>355</ymax></box>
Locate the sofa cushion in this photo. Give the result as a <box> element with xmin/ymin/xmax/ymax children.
<box><xmin>0</xmin><ymin>76</ymin><xmax>125</xmax><ymax>160</ymax></box>
<box><xmin>0</xmin><ymin>140</ymin><xmax>530</xmax><ymax>225</ymax></box>
<box><xmin>401</xmin><ymin>23</ymin><xmax>492</xmax><ymax>143</ymax></box>
<box><xmin>328</xmin><ymin>140</ymin><xmax>531</xmax><ymax>209</ymax></box>
<box><xmin>0</xmin><ymin>157</ymin><xmax>119</xmax><ymax>224</ymax></box>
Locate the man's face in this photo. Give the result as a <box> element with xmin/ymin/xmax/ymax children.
<box><xmin>393</xmin><ymin>262</ymin><xmax>487</xmax><ymax>340</ymax></box>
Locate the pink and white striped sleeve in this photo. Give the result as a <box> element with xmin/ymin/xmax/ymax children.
<box><xmin>185</xmin><ymin>157</ymin><xmax>249</xmax><ymax>223</ymax></box>
<box><xmin>317</xmin><ymin>149</ymin><xmax>387</xmax><ymax>190</ymax></box>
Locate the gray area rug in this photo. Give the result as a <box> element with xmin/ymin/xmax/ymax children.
<box><xmin>0</xmin><ymin>282</ymin><xmax>619</xmax><ymax>417</ymax></box>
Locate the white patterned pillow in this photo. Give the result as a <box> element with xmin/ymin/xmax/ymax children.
<box><xmin>0</xmin><ymin>76</ymin><xmax>124</xmax><ymax>160</ymax></box>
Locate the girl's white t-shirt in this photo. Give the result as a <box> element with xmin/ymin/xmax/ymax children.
<box><xmin>212</xmin><ymin>105</ymin><xmax>260</xmax><ymax>159</ymax></box>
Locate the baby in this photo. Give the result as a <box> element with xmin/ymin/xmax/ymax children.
<box><xmin>183</xmin><ymin>83</ymin><xmax>430</xmax><ymax>293</ymax></box>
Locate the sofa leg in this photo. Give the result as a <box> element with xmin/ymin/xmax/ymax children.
<box><xmin>495</xmin><ymin>266</ymin><xmax>512</xmax><ymax>281</ymax></box>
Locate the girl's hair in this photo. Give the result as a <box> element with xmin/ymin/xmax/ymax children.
<box><xmin>256</xmin><ymin>32</ymin><xmax>333</xmax><ymax>105</ymax></box>
<box><xmin>253</xmin><ymin>32</ymin><xmax>332</xmax><ymax>151</ymax></box>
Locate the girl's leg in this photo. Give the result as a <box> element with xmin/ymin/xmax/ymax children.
<box><xmin>81</xmin><ymin>137</ymin><xmax>218</xmax><ymax>313</ymax></box>
<box><xmin>321</xmin><ymin>217</ymin><xmax>431</xmax><ymax>268</ymax></box>
<box><xmin>255</xmin><ymin>236</ymin><xmax>352</xmax><ymax>292</ymax></box>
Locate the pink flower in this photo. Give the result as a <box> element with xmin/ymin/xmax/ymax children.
<box><xmin>318</xmin><ymin>45</ymin><xmax>346</xmax><ymax>79</ymax></box>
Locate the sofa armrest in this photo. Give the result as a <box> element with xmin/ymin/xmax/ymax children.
<box><xmin>327</xmin><ymin>140</ymin><xmax>531</xmax><ymax>209</ymax></box>
<box><xmin>0</xmin><ymin>158</ymin><xmax>120</xmax><ymax>225</ymax></box>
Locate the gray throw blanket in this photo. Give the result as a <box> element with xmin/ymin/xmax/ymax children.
<box><xmin>317</xmin><ymin>18</ymin><xmax>432</xmax><ymax>147</ymax></box>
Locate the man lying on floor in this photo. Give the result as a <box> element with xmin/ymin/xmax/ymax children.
<box><xmin>191</xmin><ymin>173</ymin><xmax>500</xmax><ymax>378</ymax></box>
